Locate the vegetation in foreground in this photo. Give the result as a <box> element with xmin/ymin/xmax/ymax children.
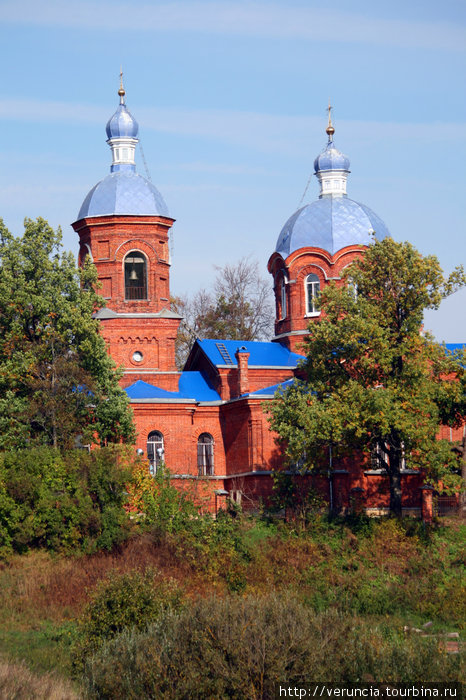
<box><xmin>0</xmin><ymin>505</ymin><xmax>463</xmax><ymax>698</ymax></box>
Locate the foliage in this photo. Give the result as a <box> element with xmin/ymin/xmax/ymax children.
<box><xmin>268</xmin><ymin>237</ymin><xmax>466</xmax><ymax>514</ymax></box>
<box><xmin>0</xmin><ymin>217</ymin><xmax>135</xmax><ymax>449</ymax></box>
<box><xmin>0</xmin><ymin>447</ymin><xmax>133</xmax><ymax>556</ymax></box>
<box><xmin>82</xmin><ymin>594</ymin><xmax>462</xmax><ymax>698</ymax></box>
<box><xmin>0</xmin><ymin>515</ymin><xmax>464</xmax><ymax>691</ymax></box>
<box><xmin>269</xmin><ymin>471</ymin><xmax>327</xmax><ymax>523</ymax></box>
<box><xmin>73</xmin><ymin>567</ymin><xmax>183</xmax><ymax>672</ymax></box>
<box><xmin>172</xmin><ymin>257</ymin><xmax>274</xmax><ymax>367</ymax></box>
<box><xmin>125</xmin><ymin>461</ymin><xmax>198</xmax><ymax>532</ymax></box>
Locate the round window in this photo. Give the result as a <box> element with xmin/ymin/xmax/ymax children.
<box><xmin>132</xmin><ymin>351</ymin><xmax>143</xmax><ymax>363</ymax></box>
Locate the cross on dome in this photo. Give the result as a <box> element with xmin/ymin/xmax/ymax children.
<box><xmin>313</xmin><ymin>104</ymin><xmax>350</xmax><ymax>197</ymax></box>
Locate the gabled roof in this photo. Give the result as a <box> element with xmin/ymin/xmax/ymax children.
<box><xmin>125</xmin><ymin>371</ymin><xmax>221</xmax><ymax>403</ymax></box>
<box><xmin>184</xmin><ymin>339</ymin><xmax>304</xmax><ymax>370</ymax></box>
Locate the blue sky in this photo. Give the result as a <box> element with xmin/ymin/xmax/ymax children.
<box><xmin>0</xmin><ymin>0</ymin><xmax>465</xmax><ymax>341</ymax></box>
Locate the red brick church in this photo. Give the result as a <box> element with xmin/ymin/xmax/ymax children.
<box><xmin>72</xmin><ymin>85</ymin><xmax>463</xmax><ymax>515</ymax></box>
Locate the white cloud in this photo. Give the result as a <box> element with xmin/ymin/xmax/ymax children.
<box><xmin>0</xmin><ymin>0</ymin><xmax>464</xmax><ymax>51</ymax></box>
<box><xmin>1</xmin><ymin>97</ymin><xmax>465</xmax><ymax>157</ymax></box>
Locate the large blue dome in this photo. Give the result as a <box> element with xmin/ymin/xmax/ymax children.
<box><xmin>275</xmin><ymin>197</ymin><xmax>390</xmax><ymax>258</ymax></box>
<box><xmin>77</xmin><ymin>170</ymin><xmax>169</xmax><ymax>220</ymax></box>
<box><xmin>106</xmin><ymin>103</ymin><xmax>139</xmax><ymax>139</ymax></box>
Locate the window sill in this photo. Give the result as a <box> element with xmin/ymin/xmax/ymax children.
<box><xmin>304</xmin><ymin>312</ymin><xmax>321</xmax><ymax>318</ymax></box>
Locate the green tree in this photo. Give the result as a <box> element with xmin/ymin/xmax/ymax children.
<box><xmin>172</xmin><ymin>257</ymin><xmax>274</xmax><ymax>367</ymax></box>
<box><xmin>268</xmin><ymin>237</ymin><xmax>466</xmax><ymax>516</ymax></box>
<box><xmin>0</xmin><ymin>217</ymin><xmax>135</xmax><ymax>449</ymax></box>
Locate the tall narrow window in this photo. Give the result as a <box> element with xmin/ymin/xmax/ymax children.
<box><xmin>124</xmin><ymin>251</ymin><xmax>147</xmax><ymax>300</ymax></box>
<box><xmin>305</xmin><ymin>273</ymin><xmax>320</xmax><ymax>315</ymax></box>
<box><xmin>280</xmin><ymin>279</ymin><xmax>287</xmax><ymax>319</ymax></box>
<box><xmin>198</xmin><ymin>433</ymin><xmax>214</xmax><ymax>476</ymax></box>
<box><xmin>147</xmin><ymin>431</ymin><xmax>164</xmax><ymax>474</ymax></box>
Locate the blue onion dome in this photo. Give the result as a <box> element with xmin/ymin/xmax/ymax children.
<box><xmin>105</xmin><ymin>79</ymin><xmax>139</xmax><ymax>139</ymax></box>
<box><xmin>313</xmin><ymin>140</ymin><xmax>350</xmax><ymax>173</ymax></box>
<box><xmin>106</xmin><ymin>104</ymin><xmax>139</xmax><ymax>139</ymax></box>
<box><xmin>275</xmin><ymin>197</ymin><xmax>390</xmax><ymax>258</ymax></box>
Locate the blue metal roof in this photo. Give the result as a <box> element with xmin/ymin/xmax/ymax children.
<box><xmin>195</xmin><ymin>339</ymin><xmax>304</xmax><ymax>368</ymax></box>
<box><xmin>77</xmin><ymin>170</ymin><xmax>169</xmax><ymax>220</ymax></box>
<box><xmin>178</xmin><ymin>371</ymin><xmax>221</xmax><ymax>401</ymax></box>
<box><xmin>125</xmin><ymin>371</ymin><xmax>221</xmax><ymax>402</ymax></box>
<box><xmin>275</xmin><ymin>196</ymin><xmax>390</xmax><ymax>258</ymax></box>
<box><xmin>445</xmin><ymin>344</ymin><xmax>466</xmax><ymax>354</ymax></box>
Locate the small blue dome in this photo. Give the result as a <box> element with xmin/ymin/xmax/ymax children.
<box><xmin>77</xmin><ymin>170</ymin><xmax>169</xmax><ymax>220</ymax></box>
<box><xmin>106</xmin><ymin>104</ymin><xmax>139</xmax><ymax>139</ymax></box>
<box><xmin>275</xmin><ymin>197</ymin><xmax>389</xmax><ymax>258</ymax></box>
<box><xmin>314</xmin><ymin>140</ymin><xmax>350</xmax><ymax>173</ymax></box>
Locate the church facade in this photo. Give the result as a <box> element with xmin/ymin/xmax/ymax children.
<box><xmin>72</xmin><ymin>85</ymin><xmax>461</xmax><ymax>515</ymax></box>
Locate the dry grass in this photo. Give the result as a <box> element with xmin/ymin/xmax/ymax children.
<box><xmin>0</xmin><ymin>658</ymin><xmax>81</xmax><ymax>699</ymax></box>
<box><xmin>0</xmin><ymin>534</ymin><xmax>196</xmax><ymax>626</ymax></box>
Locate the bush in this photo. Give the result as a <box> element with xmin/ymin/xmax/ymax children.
<box><xmin>125</xmin><ymin>461</ymin><xmax>198</xmax><ymax>533</ymax></box>
<box><xmin>0</xmin><ymin>446</ymin><xmax>133</xmax><ymax>556</ymax></box>
<box><xmin>73</xmin><ymin>567</ymin><xmax>183</xmax><ymax>672</ymax></box>
<box><xmin>82</xmin><ymin>594</ymin><xmax>462</xmax><ymax>699</ymax></box>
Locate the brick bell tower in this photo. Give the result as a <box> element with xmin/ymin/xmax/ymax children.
<box><xmin>72</xmin><ymin>78</ymin><xmax>181</xmax><ymax>390</ymax></box>
<box><xmin>268</xmin><ymin>107</ymin><xmax>390</xmax><ymax>354</ymax></box>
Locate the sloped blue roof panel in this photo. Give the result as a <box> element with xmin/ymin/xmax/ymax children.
<box><xmin>445</xmin><ymin>344</ymin><xmax>466</xmax><ymax>354</ymax></box>
<box><xmin>125</xmin><ymin>380</ymin><xmax>184</xmax><ymax>400</ymax></box>
<box><xmin>196</xmin><ymin>339</ymin><xmax>304</xmax><ymax>368</ymax></box>
<box><xmin>125</xmin><ymin>373</ymin><xmax>221</xmax><ymax>402</ymax></box>
<box><xmin>178</xmin><ymin>371</ymin><xmax>221</xmax><ymax>401</ymax></box>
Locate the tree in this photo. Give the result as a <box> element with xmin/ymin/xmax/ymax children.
<box><xmin>173</xmin><ymin>257</ymin><xmax>274</xmax><ymax>367</ymax></box>
<box><xmin>0</xmin><ymin>217</ymin><xmax>135</xmax><ymax>450</ymax></box>
<box><xmin>268</xmin><ymin>237</ymin><xmax>466</xmax><ymax>516</ymax></box>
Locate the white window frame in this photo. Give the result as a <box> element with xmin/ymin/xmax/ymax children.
<box><xmin>147</xmin><ymin>431</ymin><xmax>164</xmax><ymax>474</ymax></box>
<box><xmin>197</xmin><ymin>433</ymin><xmax>214</xmax><ymax>476</ymax></box>
<box><xmin>304</xmin><ymin>273</ymin><xmax>320</xmax><ymax>317</ymax></box>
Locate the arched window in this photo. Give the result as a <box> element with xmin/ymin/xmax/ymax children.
<box><xmin>197</xmin><ymin>433</ymin><xmax>214</xmax><ymax>476</ymax></box>
<box><xmin>124</xmin><ymin>251</ymin><xmax>147</xmax><ymax>300</ymax></box>
<box><xmin>147</xmin><ymin>431</ymin><xmax>164</xmax><ymax>474</ymax></box>
<box><xmin>305</xmin><ymin>273</ymin><xmax>320</xmax><ymax>315</ymax></box>
<box><xmin>280</xmin><ymin>279</ymin><xmax>287</xmax><ymax>319</ymax></box>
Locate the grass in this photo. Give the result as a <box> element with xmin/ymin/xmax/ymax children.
<box><xmin>0</xmin><ymin>514</ymin><xmax>463</xmax><ymax>695</ymax></box>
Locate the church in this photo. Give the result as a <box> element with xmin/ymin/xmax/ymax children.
<box><xmin>72</xmin><ymin>83</ymin><xmax>462</xmax><ymax>516</ymax></box>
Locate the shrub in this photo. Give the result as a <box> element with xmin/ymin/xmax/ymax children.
<box><xmin>82</xmin><ymin>594</ymin><xmax>462</xmax><ymax>699</ymax></box>
<box><xmin>0</xmin><ymin>446</ymin><xmax>133</xmax><ymax>556</ymax></box>
<box><xmin>125</xmin><ymin>461</ymin><xmax>198</xmax><ymax>533</ymax></box>
<box><xmin>72</xmin><ymin>567</ymin><xmax>183</xmax><ymax>672</ymax></box>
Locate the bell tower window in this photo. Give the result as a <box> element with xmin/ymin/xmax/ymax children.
<box><xmin>124</xmin><ymin>251</ymin><xmax>147</xmax><ymax>300</ymax></box>
<box><xmin>305</xmin><ymin>273</ymin><xmax>320</xmax><ymax>316</ymax></box>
